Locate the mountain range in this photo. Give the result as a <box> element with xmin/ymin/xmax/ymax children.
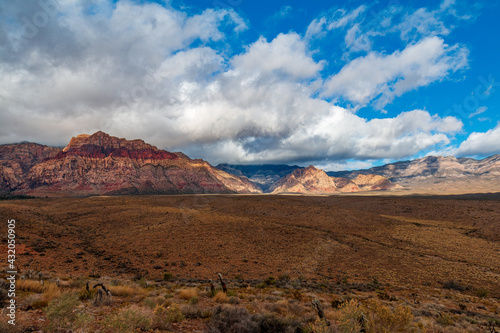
<box><xmin>1</xmin><ymin>131</ymin><xmax>498</xmax><ymax>197</ymax></box>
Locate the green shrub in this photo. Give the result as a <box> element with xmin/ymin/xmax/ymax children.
<box><xmin>45</xmin><ymin>292</ymin><xmax>81</xmax><ymax>332</ymax></box>
<box><xmin>265</xmin><ymin>276</ymin><xmax>276</xmax><ymax>286</ymax></box>
<box><xmin>163</xmin><ymin>272</ymin><xmax>173</xmax><ymax>281</ymax></box>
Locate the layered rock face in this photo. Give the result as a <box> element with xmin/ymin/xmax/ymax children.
<box><xmin>269</xmin><ymin>165</ymin><xmax>397</xmax><ymax>194</ymax></box>
<box><xmin>2</xmin><ymin>132</ymin><xmax>260</xmax><ymax>196</ymax></box>
<box><xmin>0</xmin><ymin>142</ymin><xmax>61</xmax><ymax>193</ymax></box>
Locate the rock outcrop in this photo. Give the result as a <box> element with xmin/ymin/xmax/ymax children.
<box><xmin>269</xmin><ymin>166</ymin><xmax>397</xmax><ymax>194</ymax></box>
<box><xmin>1</xmin><ymin>132</ymin><xmax>261</xmax><ymax>196</ymax></box>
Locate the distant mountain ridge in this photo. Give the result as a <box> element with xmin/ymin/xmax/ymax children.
<box><xmin>216</xmin><ymin>164</ymin><xmax>300</xmax><ymax>191</ymax></box>
<box><xmin>2</xmin><ymin>132</ymin><xmax>497</xmax><ymax>197</ymax></box>
<box><xmin>327</xmin><ymin>155</ymin><xmax>500</xmax><ymax>187</ymax></box>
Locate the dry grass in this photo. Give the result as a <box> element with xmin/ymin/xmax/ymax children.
<box><xmin>108</xmin><ymin>285</ymin><xmax>146</xmax><ymax>297</ymax></box>
<box><xmin>178</xmin><ymin>288</ymin><xmax>198</xmax><ymax>300</ymax></box>
<box><xmin>213</xmin><ymin>291</ymin><xmax>228</xmax><ymax>303</ymax></box>
<box><xmin>17</xmin><ymin>280</ymin><xmax>60</xmax><ymax>301</ymax></box>
<box><xmin>17</xmin><ymin>280</ymin><xmax>46</xmax><ymax>293</ymax></box>
<box><xmin>41</xmin><ymin>283</ymin><xmax>61</xmax><ymax>302</ymax></box>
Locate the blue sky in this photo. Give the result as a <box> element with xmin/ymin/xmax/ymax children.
<box><xmin>0</xmin><ymin>0</ymin><xmax>499</xmax><ymax>170</ymax></box>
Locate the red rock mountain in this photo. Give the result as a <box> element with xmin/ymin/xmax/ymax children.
<box><xmin>0</xmin><ymin>142</ymin><xmax>61</xmax><ymax>194</ymax></box>
<box><xmin>1</xmin><ymin>132</ymin><xmax>260</xmax><ymax>196</ymax></box>
<box><xmin>270</xmin><ymin>165</ymin><xmax>397</xmax><ymax>194</ymax></box>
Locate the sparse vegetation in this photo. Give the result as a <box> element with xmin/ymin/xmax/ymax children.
<box><xmin>0</xmin><ymin>195</ymin><xmax>499</xmax><ymax>332</ymax></box>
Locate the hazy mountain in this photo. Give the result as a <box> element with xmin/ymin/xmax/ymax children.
<box><xmin>327</xmin><ymin>155</ymin><xmax>500</xmax><ymax>194</ymax></box>
<box><xmin>328</xmin><ymin>155</ymin><xmax>500</xmax><ymax>182</ymax></box>
<box><xmin>216</xmin><ymin>164</ymin><xmax>301</xmax><ymax>191</ymax></box>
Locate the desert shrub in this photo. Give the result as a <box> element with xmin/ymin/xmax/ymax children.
<box><xmin>228</xmin><ymin>296</ymin><xmax>239</xmax><ymax>304</ymax></box>
<box><xmin>337</xmin><ymin>299</ymin><xmax>363</xmax><ymax>333</ymax></box>
<box><xmin>213</xmin><ymin>291</ymin><xmax>228</xmax><ymax>303</ymax></box>
<box><xmin>443</xmin><ymin>280</ymin><xmax>466</xmax><ymax>291</ymax></box>
<box><xmin>108</xmin><ymin>285</ymin><xmax>146</xmax><ymax>297</ymax></box>
<box><xmin>178</xmin><ymin>287</ymin><xmax>198</xmax><ymax>300</ymax></box>
<box><xmin>205</xmin><ymin>306</ymin><xmax>299</xmax><ymax>333</ymax></box>
<box><xmin>436</xmin><ymin>313</ymin><xmax>454</xmax><ymax>326</ymax></box>
<box><xmin>265</xmin><ymin>276</ymin><xmax>277</xmax><ymax>286</ymax></box>
<box><xmin>257</xmin><ymin>314</ymin><xmax>290</xmax><ymax>332</ymax></box>
<box><xmin>78</xmin><ymin>285</ymin><xmax>95</xmax><ymax>301</ymax></box>
<box><xmin>105</xmin><ymin>304</ymin><xmax>152</xmax><ymax>332</ymax></box>
<box><xmin>153</xmin><ymin>304</ymin><xmax>185</xmax><ymax>329</ymax></box>
<box><xmin>205</xmin><ymin>306</ymin><xmax>259</xmax><ymax>333</ymax></box>
<box><xmin>182</xmin><ymin>304</ymin><xmax>211</xmax><ymax>319</ymax></box>
<box><xmin>163</xmin><ymin>272</ymin><xmax>173</xmax><ymax>281</ymax></box>
<box><xmin>302</xmin><ymin>318</ymin><xmax>334</xmax><ymax>333</ymax></box>
<box><xmin>44</xmin><ymin>292</ymin><xmax>81</xmax><ymax>332</ymax></box>
<box><xmin>278</xmin><ymin>274</ymin><xmax>291</xmax><ymax>282</ymax></box>
<box><xmin>363</xmin><ymin>299</ymin><xmax>414</xmax><ymax>332</ymax></box>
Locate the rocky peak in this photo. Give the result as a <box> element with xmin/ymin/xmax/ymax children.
<box><xmin>63</xmin><ymin>131</ymin><xmax>155</xmax><ymax>152</ymax></box>
<box><xmin>56</xmin><ymin>131</ymin><xmax>178</xmax><ymax>160</ymax></box>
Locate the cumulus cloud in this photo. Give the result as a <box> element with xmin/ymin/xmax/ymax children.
<box><xmin>231</xmin><ymin>33</ymin><xmax>324</xmax><ymax>79</ymax></box>
<box><xmin>0</xmin><ymin>0</ymin><xmax>467</xmax><ymax>166</ymax></box>
<box><xmin>456</xmin><ymin>124</ymin><xmax>500</xmax><ymax>156</ymax></box>
<box><xmin>322</xmin><ymin>36</ymin><xmax>468</xmax><ymax>109</ymax></box>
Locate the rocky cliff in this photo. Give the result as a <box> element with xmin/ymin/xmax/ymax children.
<box><xmin>1</xmin><ymin>132</ymin><xmax>260</xmax><ymax>196</ymax></box>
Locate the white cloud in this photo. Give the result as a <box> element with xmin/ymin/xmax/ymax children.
<box><xmin>398</xmin><ymin>8</ymin><xmax>450</xmax><ymax>41</ymax></box>
<box><xmin>456</xmin><ymin>124</ymin><xmax>500</xmax><ymax>156</ymax></box>
<box><xmin>322</xmin><ymin>36</ymin><xmax>468</xmax><ymax>109</ymax></box>
<box><xmin>0</xmin><ymin>0</ymin><xmax>467</xmax><ymax>166</ymax></box>
<box><xmin>181</xmin><ymin>108</ymin><xmax>462</xmax><ymax>164</ymax></box>
<box><xmin>305</xmin><ymin>5</ymin><xmax>366</xmax><ymax>40</ymax></box>
<box><xmin>231</xmin><ymin>33</ymin><xmax>324</xmax><ymax>79</ymax></box>
<box><xmin>468</xmin><ymin>106</ymin><xmax>487</xmax><ymax>118</ymax></box>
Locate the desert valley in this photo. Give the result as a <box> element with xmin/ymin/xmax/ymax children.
<box><xmin>0</xmin><ymin>132</ymin><xmax>499</xmax><ymax>332</ymax></box>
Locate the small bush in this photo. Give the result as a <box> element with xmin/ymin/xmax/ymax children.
<box><xmin>179</xmin><ymin>288</ymin><xmax>198</xmax><ymax>300</ymax></box>
<box><xmin>206</xmin><ymin>306</ymin><xmax>259</xmax><ymax>333</ymax></box>
<box><xmin>337</xmin><ymin>299</ymin><xmax>363</xmax><ymax>333</ymax></box>
<box><xmin>153</xmin><ymin>304</ymin><xmax>185</xmax><ymax>329</ymax></box>
<box><xmin>443</xmin><ymin>280</ymin><xmax>466</xmax><ymax>291</ymax></box>
<box><xmin>213</xmin><ymin>291</ymin><xmax>228</xmax><ymax>303</ymax></box>
<box><xmin>278</xmin><ymin>274</ymin><xmax>291</xmax><ymax>282</ymax></box>
<box><xmin>163</xmin><ymin>272</ymin><xmax>173</xmax><ymax>281</ymax></box>
<box><xmin>265</xmin><ymin>276</ymin><xmax>276</xmax><ymax>286</ymax></box>
<box><xmin>364</xmin><ymin>299</ymin><xmax>414</xmax><ymax>332</ymax></box>
<box><xmin>105</xmin><ymin>305</ymin><xmax>152</xmax><ymax>332</ymax></box>
<box><xmin>206</xmin><ymin>306</ymin><xmax>298</xmax><ymax>333</ymax></box>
